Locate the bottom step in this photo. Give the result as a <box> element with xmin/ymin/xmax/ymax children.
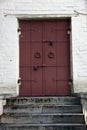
<box><xmin>0</xmin><ymin>124</ymin><xmax>86</xmax><ymax>130</ymax></box>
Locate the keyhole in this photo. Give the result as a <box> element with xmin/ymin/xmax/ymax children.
<box><xmin>49</xmin><ymin>41</ymin><xmax>53</xmax><ymax>46</ymax></box>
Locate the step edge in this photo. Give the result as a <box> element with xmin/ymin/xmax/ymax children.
<box><xmin>2</xmin><ymin>113</ymin><xmax>84</xmax><ymax>116</ymax></box>
<box><xmin>0</xmin><ymin>123</ymin><xmax>86</xmax><ymax>126</ymax></box>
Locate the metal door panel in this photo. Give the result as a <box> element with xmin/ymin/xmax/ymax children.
<box><xmin>45</xmin><ymin>67</ymin><xmax>56</xmax><ymax>95</ymax></box>
<box><xmin>30</xmin><ymin>21</ymin><xmax>43</xmax><ymax>42</ymax></box>
<box><xmin>57</xmin><ymin>81</ymin><xmax>70</xmax><ymax>96</ymax></box>
<box><xmin>56</xmin><ymin>30</ymin><xmax>69</xmax><ymax>42</ymax></box>
<box><xmin>43</xmin><ymin>21</ymin><xmax>56</xmax><ymax>41</ymax></box>
<box><xmin>19</xmin><ymin>20</ymin><xmax>70</xmax><ymax>96</ymax></box>
<box><xmin>19</xmin><ymin>82</ymin><xmax>31</xmax><ymax>96</ymax></box>
<box><xmin>31</xmin><ymin>67</ymin><xmax>43</xmax><ymax>96</ymax></box>
<box><xmin>57</xmin><ymin>20</ymin><xmax>69</xmax><ymax>29</ymax></box>
<box><xmin>19</xmin><ymin>68</ymin><xmax>31</xmax><ymax>96</ymax></box>
<box><xmin>19</xmin><ymin>21</ymin><xmax>31</xmax><ymax>42</ymax></box>
<box><xmin>20</xmin><ymin>43</ymin><xmax>30</xmax><ymax>67</ymax></box>
<box><xmin>19</xmin><ymin>28</ymin><xmax>31</xmax><ymax>42</ymax></box>
<box><xmin>57</xmin><ymin>43</ymin><xmax>70</xmax><ymax>66</ymax></box>
<box><xmin>56</xmin><ymin>20</ymin><xmax>69</xmax><ymax>42</ymax></box>
<box><xmin>20</xmin><ymin>68</ymin><xmax>30</xmax><ymax>81</ymax></box>
<box><xmin>57</xmin><ymin>67</ymin><xmax>70</xmax><ymax>80</ymax></box>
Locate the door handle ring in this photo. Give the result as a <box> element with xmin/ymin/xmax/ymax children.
<box><xmin>34</xmin><ymin>52</ymin><xmax>40</xmax><ymax>59</ymax></box>
<box><xmin>48</xmin><ymin>52</ymin><xmax>54</xmax><ymax>58</ymax></box>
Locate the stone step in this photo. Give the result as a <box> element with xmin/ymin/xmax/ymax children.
<box><xmin>6</xmin><ymin>97</ymin><xmax>81</xmax><ymax>106</ymax></box>
<box><xmin>0</xmin><ymin>123</ymin><xmax>86</xmax><ymax>130</ymax></box>
<box><xmin>1</xmin><ymin>96</ymin><xmax>86</xmax><ymax>130</ymax></box>
<box><xmin>4</xmin><ymin>104</ymin><xmax>82</xmax><ymax>114</ymax></box>
<box><xmin>1</xmin><ymin>113</ymin><xmax>85</xmax><ymax>124</ymax></box>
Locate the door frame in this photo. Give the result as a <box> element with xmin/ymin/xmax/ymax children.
<box><xmin>18</xmin><ymin>17</ymin><xmax>73</xmax><ymax>96</ymax></box>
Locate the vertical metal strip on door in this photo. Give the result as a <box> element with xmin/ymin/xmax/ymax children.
<box><xmin>30</xmin><ymin>21</ymin><xmax>43</xmax><ymax>96</ymax></box>
<box><xmin>43</xmin><ymin>21</ymin><xmax>57</xmax><ymax>95</ymax></box>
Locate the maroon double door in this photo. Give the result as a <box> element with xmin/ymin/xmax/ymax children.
<box><xmin>19</xmin><ymin>19</ymin><xmax>71</xmax><ymax>96</ymax></box>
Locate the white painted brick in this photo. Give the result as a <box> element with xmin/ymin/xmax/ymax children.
<box><xmin>15</xmin><ymin>3</ymin><xmax>32</xmax><ymax>11</ymax></box>
<box><xmin>32</xmin><ymin>3</ymin><xmax>49</xmax><ymax>11</ymax></box>
<box><xmin>49</xmin><ymin>4</ymin><xmax>66</xmax><ymax>11</ymax></box>
<box><xmin>79</xmin><ymin>71</ymin><xmax>87</xmax><ymax>77</ymax></box>
<box><xmin>16</xmin><ymin>0</ymin><xmax>32</xmax><ymax>2</ymax></box>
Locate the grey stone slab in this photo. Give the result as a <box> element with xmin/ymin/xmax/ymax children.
<box><xmin>6</xmin><ymin>97</ymin><xmax>81</xmax><ymax>106</ymax></box>
<box><xmin>0</xmin><ymin>124</ymin><xmax>87</xmax><ymax>130</ymax></box>
<box><xmin>1</xmin><ymin>113</ymin><xmax>85</xmax><ymax>124</ymax></box>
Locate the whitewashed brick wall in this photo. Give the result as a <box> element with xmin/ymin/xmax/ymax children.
<box><xmin>0</xmin><ymin>0</ymin><xmax>87</xmax><ymax>97</ymax></box>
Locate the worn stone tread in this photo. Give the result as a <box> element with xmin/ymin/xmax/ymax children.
<box><xmin>6</xmin><ymin>96</ymin><xmax>81</xmax><ymax>105</ymax></box>
<box><xmin>5</xmin><ymin>104</ymin><xmax>82</xmax><ymax>107</ymax></box>
<box><xmin>0</xmin><ymin>123</ymin><xmax>86</xmax><ymax>126</ymax></box>
<box><xmin>2</xmin><ymin>113</ymin><xmax>84</xmax><ymax>116</ymax></box>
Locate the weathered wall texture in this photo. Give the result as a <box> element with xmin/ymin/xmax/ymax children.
<box><xmin>0</xmin><ymin>0</ymin><xmax>87</xmax><ymax>96</ymax></box>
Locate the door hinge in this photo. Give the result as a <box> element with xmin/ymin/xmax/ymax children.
<box><xmin>17</xmin><ymin>27</ymin><xmax>21</xmax><ymax>35</ymax></box>
<box><xmin>67</xmin><ymin>26</ymin><xmax>71</xmax><ymax>34</ymax></box>
<box><xmin>67</xmin><ymin>30</ymin><xmax>71</xmax><ymax>35</ymax></box>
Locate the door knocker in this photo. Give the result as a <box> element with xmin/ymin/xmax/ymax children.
<box><xmin>34</xmin><ymin>52</ymin><xmax>40</xmax><ymax>59</ymax></box>
<box><xmin>48</xmin><ymin>52</ymin><xmax>54</xmax><ymax>59</ymax></box>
